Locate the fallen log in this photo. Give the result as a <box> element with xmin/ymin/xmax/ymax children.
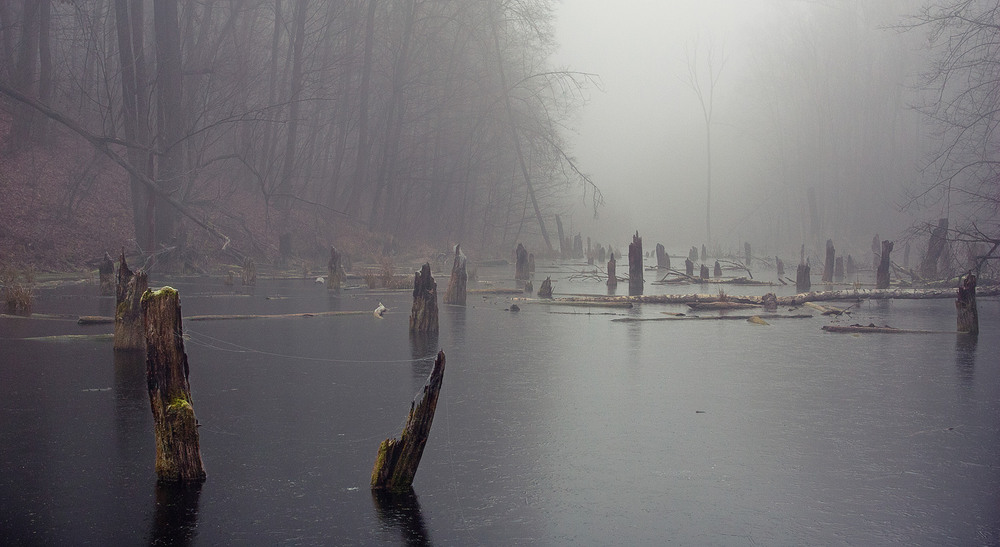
<box><xmin>371</xmin><ymin>350</ymin><xmax>446</xmax><ymax>493</ymax></box>
<box><xmin>687</xmin><ymin>301</ymin><xmax>758</xmax><ymax>310</ymax></box>
<box><xmin>804</xmin><ymin>302</ymin><xmax>846</xmax><ymax>315</ymax></box>
<box><xmin>821</xmin><ymin>324</ymin><xmax>948</xmax><ymax>334</ymax></box>
<box><xmin>613</xmin><ymin>313</ymin><xmax>813</xmax><ymax>323</ymax></box>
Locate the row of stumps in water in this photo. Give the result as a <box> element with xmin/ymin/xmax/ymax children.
<box><xmin>111</xmin><ymin>251</ymin><xmax>450</xmax><ymax>492</ymax></box>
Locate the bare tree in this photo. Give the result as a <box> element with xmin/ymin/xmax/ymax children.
<box><xmin>684</xmin><ymin>39</ymin><xmax>726</xmax><ymax>245</ymax></box>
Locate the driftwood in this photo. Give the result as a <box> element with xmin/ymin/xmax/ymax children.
<box><xmin>762</xmin><ymin>292</ymin><xmax>778</xmax><ymax>311</ymax></box>
<box><xmin>687</xmin><ymin>301</ymin><xmax>758</xmax><ymax>310</ymax></box>
<box><xmin>628</xmin><ymin>231</ymin><xmax>643</xmax><ymax>296</ymax></box>
<box><xmin>515</xmin><ymin>243</ymin><xmax>529</xmax><ymax>281</ymax></box>
<box><xmin>141</xmin><ymin>287</ymin><xmax>206</xmax><ymax>482</ymax></box>
<box><xmin>409</xmin><ymin>263</ymin><xmax>439</xmax><ymax>334</ymax></box>
<box><xmin>99</xmin><ymin>252</ymin><xmax>115</xmax><ymax>296</ymax></box>
<box><xmin>442</xmin><ymin>245</ymin><xmax>467</xmax><ymax>306</ymax></box>
<box><xmin>876</xmin><ymin>240</ymin><xmax>893</xmax><ymax>289</ymax></box>
<box><xmin>114</xmin><ymin>252</ymin><xmax>148</xmax><ymax>351</ymax></box>
<box><xmin>956</xmin><ymin>273</ymin><xmax>978</xmax><ymax>335</ymax></box>
<box><xmin>371</xmin><ymin>350</ymin><xmax>446</xmax><ymax>493</ymax></box>
<box><xmin>538</xmin><ymin>276</ymin><xmax>553</xmax><ymax>299</ymax></box>
<box><xmin>613</xmin><ymin>313</ymin><xmax>813</xmax><ymax>323</ymax></box>
<box><xmin>804</xmin><ymin>301</ymin><xmax>846</xmax><ymax>315</ymax></box>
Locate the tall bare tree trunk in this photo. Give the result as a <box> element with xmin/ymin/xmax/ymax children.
<box><xmin>277</xmin><ymin>0</ymin><xmax>308</xmax><ymax>261</ymax></box>
<box><xmin>154</xmin><ymin>0</ymin><xmax>184</xmax><ymax>250</ymax></box>
<box><xmin>346</xmin><ymin>0</ymin><xmax>377</xmax><ymax>215</ymax></box>
<box><xmin>11</xmin><ymin>0</ymin><xmax>40</xmax><ymax>145</ymax></box>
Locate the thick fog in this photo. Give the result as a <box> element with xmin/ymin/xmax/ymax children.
<box><xmin>553</xmin><ymin>0</ymin><xmax>933</xmax><ymax>258</ymax></box>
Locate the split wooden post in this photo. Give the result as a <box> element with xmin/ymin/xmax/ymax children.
<box><xmin>538</xmin><ymin>276</ymin><xmax>553</xmax><ymax>299</ymax></box>
<box><xmin>628</xmin><ymin>231</ymin><xmax>643</xmax><ymax>296</ymax></box>
<box><xmin>328</xmin><ymin>246</ymin><xmax>346</xmax><ymax>292</ymax></box>
<box><xmin>796</xmin><ymin>262</ymin><xmax>811</xmax><ymax>292</ymax></box>
<box><xmin>371</xmin><ymin>350</ymin><xmax>446</xmax><ymax>493</ymax></box>
<box><xmin>114</xmin><ymin>252</ymin><xmax>148</xmax><ymax>351</ymax></box>
<box><xmin>141</xmin><ymin>287</ymin><xmax>206</xmax><ymax>483</ymax></box>
<box><xmin>515</xmin><ymin>243</ymin><xmax>529</xmax><ymax>281</ymax></box>
<box><xmin>607</xmin><ymin>252</ymin><xmax>617</xmax><ymax>289</ymax></box>
<box><xmin>822</xmin><ymin>239</ymin><xmax>835</xmax><ymax>282</ymax></box>
<box><xmin>99</xmin><ymin>252</ymin><xmax>115</xmax><ymax>296</ymax></box>
<box><xmin>409</xmin><ymin>263</ymin><xmax>439</xmax><ymax>334</ymax></box>
<box><xmin>876</xmin><ymin>240</ymin><xmax>893</xmax><ymax>289</ymax></box>
<box><xmin>443</xmin><ymin>245</ymin><xmax>467</xmax><ymax>306</ymax></box>
<box><xmin>956</xmin><ymin>273</ymin><xmax>978</xmax><ymax>335</ymax></box>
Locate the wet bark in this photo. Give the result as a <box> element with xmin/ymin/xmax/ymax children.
<box><xmin>876</xmin><ymin>240</ymin><xmax>893</xmax><ymax>289</ymax></box>
<box><xmin>371</xmin><ymin>350</ymin><xmax>446</xmax><ymax>493</ymax></box>
<box><xmin>114</xmin><ymin>252</ymin><xmax>148</xmax><ymax>351</ymax></box>
<box><xmin>956</xmin><ymin>273</ymin><xmax>978</xmax><ymax>335</ymax></box>
<box><xmin>141</xmin><ymin>287</ymin><xmax>206</xmax><ymax>482</ymax></box>
<box><xmin>409</xmin><ymin>263</ymin><xmax>438</xmax><ymax>334</ymax></box>
<box><xmin>443</xmin><ymin>245</ymin><xmax>467</xmax><ymax>306</ymax></box>
<box><xmin>628</xmin><ymin>231</ymin><xmax>643</xmax><ymax>296</ymax></box>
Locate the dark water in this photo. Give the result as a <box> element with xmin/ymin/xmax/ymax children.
<box><xmin>2</xmin><ymin>263</ymin><xmax>998</xmax><ymax>545</ymax></box>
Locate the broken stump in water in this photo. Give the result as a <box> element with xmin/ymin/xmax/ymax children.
<box><xmin>443</xmin><ymin>245</ymin><xmax>467</xmax><ymax>306</ymax></box>
<box><xmin>834</xmin><ymin>257</ymin><xmax>844</xmax><ymax>282</ymax></box>
<box><xmin>876</xmin><ymin>240</ymin><xmax>893</xmax><ymax>289</ymax></box>
<box><xmin>538</xmin><ymin>276</ymin><xmax>553</xmax><ymax>299</ymax></box>
<box><xmin>762</xmin><ymin>292</ymin><xmax>778</xmax><ymax>311</ymax></box>
<box><xmin>776</xmin><ymin>257</ymin><xmax>784</xmax><ymax>278</ymax></box>
<box><xmin>700</xmin><ymin>264</ymin><xmax>710</xmax><ymax>280</ymax></box>
<box><xmin>655</xmin><ymin>243</ymin><xmax>669</xmax><ymax>269</ymax></box>
<box><xmin>114</xmin><ymin>252</ymin><xmax>148</xmax><ymax>352</ymax></box>
<box><xmin>409</xmin><ymin>263</ymin><xmax>439</xmax><ymax>334</ymax></box>
<box><xmin>528</xmin><ymin>253</ymin><xmax>535</xmax><ymax>274</ymax></box>
<box><xmin>685</xmin><ymin>258</ymin><xmax>694</xmax><ymax>277</ymax></box>
<box><xmin>956</xmin><ymin>272</ymin><xmax>978</xmax><ymax>335</ymax></box>
<box><xmin>628</xmin><ymin>231</ymin><xmax>643</xmax><ymax>296</ymax></box>
<box><xmin>371</xmin><ymin>350</ymin><xmax>446</xmax><ymax>493</ymax></box>
<box><xmin>607</xmin><ymin>253</ymin><xmax>618</xmax><ymax>289</ymax></box>
<box><xmin>796</xmin><ymin>263</ymin><xmax>811</xmax><ymax>292</ymax></box>
<box><xmin>327</xmin><ymin>247</ymin><xmax>346</xmax><ymax>292</ymax></box>
<box><xmin>99</xmin><ymin>252</ymin><xmax>115</xmax><ymax>296</ymax></box>
<box><xmin>714</xmin><ymin>260</ymin><xmax>722</xmax><ymax>278</ymax></box>
<box><xmin>141</xmin><ymin>287</ymin><xmax>206</xmax><ymax>483</ymax></box>
<box><xmin>515</xmin><ymin>244</ymin><xmax>529</xmax><ymax>281</ymax></box>
<box><xmin>744</xmin><ymin>242</ymin><xmax>752</xmax><ymax>267</ymax></box>
<box><xmin>822</xmin><ymin>239</ymin><xmax>835</xmax><ymax>283</ymax></box>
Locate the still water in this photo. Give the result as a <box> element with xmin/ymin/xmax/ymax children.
<box><xmin>1</xmin><ymin>261</ymin><xmax>998</xmax><ymax>545</ymax></box>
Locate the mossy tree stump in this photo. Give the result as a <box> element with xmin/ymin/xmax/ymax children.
<box><xmin>628</xmin><ymin>231</ymin><xmax>643</xmax><ymax>296</ymax></box>
<box><xmin>371</xmin><ymin>350</ymin><xmax>446</xmax><ymax>492</ymax></box>
<box><xmin>328</xmin><ymin>246</ymin><xmax>346</xmax><ymax>292</ymax></box>
<box><xmin>114</xmin><ymin>252</ymin><xmax>148</xmax><ymax>352</ymax></box>
<box><xmin>443</xmin><ymin>245</ymin><xmax>467</xmax><ymax>306</ymax></box>
<box><xmin>876</xmin><ymin>240</ymin><xmax>893</xmax><ymax>289</ymax></box>
<box><xmin>141</xmin><ymin>287</ymin><xmax>206</xmax><ymax>482</ymax></box>
<box><xmin>409</xmin><ymin>263</ymin><xmax>439</xmax><ymax>334</ymax></box>
<box><xmin>956</xmin><ymin>272</ymin><xmax>978</xmax><ymax>335</ymax></box>
<box><xmin>515</xmin><ymin>243</ymin><xmax>529</xmax><ymax>281</ymax></box>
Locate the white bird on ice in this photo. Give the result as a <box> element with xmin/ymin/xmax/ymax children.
<box><xmin>374</xmin><ymin>302</ymin><xmax>387</xmax><ymax>318</ymax></box>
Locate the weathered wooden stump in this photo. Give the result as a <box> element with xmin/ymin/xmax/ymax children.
<box><xmin>834</xmin><ymin>257</ymin><xmax>844</xmax><ymax>281</ymax></box>
<box><xmin>762</xmin><ymin>292</ymin><xmax>778</xmax><ymax>311</ymax></box>
<box><xmin>776</xmin><ymin>257</ymin><xmax>784</xmax><ymax>278</ymax></box>
<box><xmin>872</xmin><ymin>234</ymin><xmax>881</xmax><ymax>270</ymax></box>
<box><xmin>685</xmin><ymin>258</ymin><xmax>694</xmax><ymax>277</ymax></box>
<box><xmin>99</xmin><ymin>252</ymin><xmax>115</xmax><ymax>296</ymax></box>
<box><xmin>714</xmin><ymin>260</ymin><xmax>722</xmax><ymax>278</ymax></box>
<box><xmin>409</xmin><ymin>263</ymin><xmax>439</xmax><ymax>334</ymax></box>
<box><xmin>114</xmin><ymin>252</ymin><xmax>148</xmax><ymax>352</ymax></box>
<box><xmin>956</xmin><ymin>273</ymin><xmax>978</xmax><ymax>335</ymax></box>
<box><xmin>903</xmin><ymin>242</ymin><xmax>910</xmax><ymax>269</ymax></box>
<box><xmin>371</xmin><ymin>350</ymin><xmax>446</xmax><ymax>493</ymax></box>
<box><xmin>327</xmin><ymin>246</ymin><xmax>346</xmax><ymax>292</ymax></box>
<box><xmin>443</xmin><ymin>245</ymin><xmax>467</xmax><ymax>306</ymax></box>
<box><xmin>822</xmin><ymin>239</ymin><xmax>835</xmax><ymax>282</ymax></box>
<box><xmin>700</xmin><ymin>264</ymin><xmax>710</xmax><ymax>280</ymax></box>
<box><xmin>538</xmin><ymin>276</ymin><xmax>553</xmax><ymax>299</ymax></box>
<box><xmin>744</xmin><ymin>242</ymin><xmax>752</xmax><ymax>267</ymax></box>
<box><xmin>607</xmin><ymin>253</ymin><xmax>617</xmax><ymax>289</ymax></box>
<box><xmin>514</xmin><ymin>244</ymin><xmax>529</xmax><ymax>281</ymax></box>
<box><xmin>141</xmin><ymin>287</ymin><xmax>206</xmax><ymax>482</ymax></box>
<box><xmin>555</xmin><ymin>215</ymin><xmax>567</xmax><ymax>258</ymax></box>
<box><xmin>573</xmin><ymin>234</ymin><xmax>583</xmax><ymax>259</ymax></box>
<box><xmin>796</xmin><ymin>263</ymin><xmax>811</xmax><ymax>292</ymax></box>
<box><xmin>628</xmin><ymin>231</ymin><xmax>643</xmax><ymax>296</ymax></box>
<box><xmin>876</xmin><ymin>240</ymin><xmax>893</xmax><ymax>289</ymax></box>
<box><xmin>688</xmin><ymin>246</ymin><xmax>698</xmax><ymax>263</ymax></box>
<box><xmin>655</xmin><ymin>243</ymin><xmax>669</xmax><ymax>269</ymax></box>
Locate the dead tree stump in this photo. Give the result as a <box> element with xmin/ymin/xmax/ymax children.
<box><xmin>956</xmin><ymin>273</ymin><xmax>978</xmax><ymax>335</ymax></box>
<box><xmin>700</xmin><ymin>264</ymin><xmax>710</xmax><ymax>279</ymax></box>
<box><xmin>141</xmin><ymin>287</ymin><xmax>206</xmax><ymax>483</ymax></box>
<box><xmin>443</xmin><ymin>245</ymin><xmax>467</xmax><ymax>306</ymax></box>
<box><xmin>714</xmin><ymin>260</ymin><xmax>722</xmax><ymax>278</ymax></box>
<box><xmin>99</xmin><ymin>252</ymin><xmax>115</xmax><ymax>296</ymax></box>
<box><xmin>822</xmin><ymin>239</ymin><xmax>835</xmax><ymax>282</ymax></box>
<box><xmin>762</xmin><ymin>292</ymin><xmax>778</xmax><ymax>311</ymax></box>
<box><xmin>628</xmin><ymin>231</ymin><xmax>643</xmax><ymax>296</ymax></box>
<box><xmin>371</xmin><ymin>350</ymin><xmax>446</xmax><ymax>493</ymax></box>
<box><xmin>776</xmin><ymin>257</ymin><xmax>784</xmax><ymax>277</ymax></box>
<box><xmin>655</xmin><ymin>243</ymin><xmax>668</xmax><ymax>269</ymax></box>
<box><xmin>327</xmin><ymin>247</ymin><xmax>346</xmax><ymax>292</ymax></box>
<box><xmin>555</xmin><ymin>215</ymin><xmax>567</xmax><ymax>257</ymax></box>
<box><xmin>685</xmin><ymin>258</ymin><xmax>694</xmax><ymax>277</ymax></box>
<box><xmin>834</xmin><ymin>257</ymin><xmax>844</xmax><ymax>281</ymax></box>
<box><xmin>538</xmin><ymin>276</ymin><xmax>553</xmax><ymax>299</ymax></box>
<box><xmin>409</xmin><ymin>263</ymin><xmax>439</xmax><ymax>334</ymax></box>
<box><xmin>701</xmin><ymin>244</ymin><xmax>707</xmax><ymax>261</ymax></box>
<box><xmin>515</xmin><ymin>244</ymin><xmax>529</xmax><ymax>281</ymax></box>
<box><xmin>114</xmin><ymin>252</ymin><xmax>148</xmax><ymax>352</ymax></box>
<box><xmin>573</xmin><ymin>234</ymin><xmax>583</xmax><ymax>259</ymax></box>
<box><xmin>688</xmin><ymin>246</ymin><xmax>698</xmax><ymax>263</ymax></box>
<box><xmin>528</xmin><ymin>253</ymin><xmax>535</xmax><ymax>274</ymax></box>
<box><xmin>872</xmin><ymin>234</ymin><xmax>881</xmax><ymax>270</ymax></box>
<box><xmin>876</xmin><ymin>240</ymin><xmax>893</xmax><ymax>289</ymax></box>
<box><xmin>607</xmin><ymin>253</ymin><xmax>617</xmax><ymax>289</ymax></box>
<box><xmin>796</xmin><ymin>263</ymin><xmax>811</xmax><ymax>292</ymax></box>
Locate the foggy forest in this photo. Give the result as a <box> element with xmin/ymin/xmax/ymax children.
<box><xmin>0</xmin><ymin>0</ymin><xmax>997</xmax><ymax>280</ymax></box>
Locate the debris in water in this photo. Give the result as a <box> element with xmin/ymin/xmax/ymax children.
<box><xmin>374</xmin><ymin>302</ymin><xmax>387</xmax><ymax>318</ymax></box>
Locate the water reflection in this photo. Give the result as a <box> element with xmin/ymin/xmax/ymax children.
<box><xmin>955</xmin><ymin>335</ymin><xmax>978</xmax><ymax>388</ymax></box>
<box><xmin>371</xmin><ymin>489</ymin><xmax>431</xmax><ymax>546</ymax></box>
<box><xmin>149</xmin><ymin>481</ymin><xmax>202</xmax><ymax>546</ymax></box>
<box><xmin>113</xmin><ymin>350</ymin><xmax>148</xmax><ymax>457</ymax></box>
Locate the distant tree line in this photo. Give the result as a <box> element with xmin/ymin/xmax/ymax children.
<box><xmin>0</xmin><ymin>0</ymin><xmax>601</xmax><ymax>259</ymax></box>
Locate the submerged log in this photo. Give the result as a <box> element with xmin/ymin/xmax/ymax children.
<box><xmin>714</xmin><ymin>260</ymin><xmax>722</xmax><ymax>278</ymax></box>
<box><xmin>876</xmin><ymin>240</ymin><xmax>893</xmax><ymax>289</ymax></box>
<box><xmin>607</xmin><ymin>253</ymin><xmax>617</xmax><ymax>289</ymax></box>
<box><xmin>796</xmin><ymin>263</ymin><xmax>811</xmax><ymax>292</ymax></box>
<box><xmin>687</xmin><ymin>301</ymin><xmax>758</xmax><ymax>310</ymax></box>
<box><xmin>141</xmin><ymin>287</ymin><xmax>206</xmax><ymax>482</ymax></box>
<box><xmin>538</xmin><ymin>276</ymin><xmax>553</xmax><ymax>299</ymax></box>
<box><xmin>628</xmin><ymin>231</ymin><xmax>643</xmax><ymax>296</ymax></box>
<box><xmin>114</xmin><ymin>252</ymin><xmax>148</xmax><ymax>351</ymax></box>
<box><xmin>822</xmin><ymin>239</ymin><xmax>835</xmax><ymax>282</ymax></box>
<box><xmin>327</xmin><ymin>246</ymin><xmax>346</xmax><ymax>292</ymax></box>
<box><xmin>371</xmin><ymin>350</ymin><xmax>446</xmax><ymax>493</ymax></box>
<box><xmin>409</xmin><ymin>263</ymin><xmax>439</xmax><ymax>334</ymax></box>
<box><xmin>956</xmin><ymin>272</ymin><xmax>978</xmax><ymax>335</ymax></box>
<box><xmin>99</xmin><ymin>252</ymin><xmax>115</xmax><ymax>296</ymax></box>
<box><xmin>443</xmin><ymin>245</ymin><xmax>467</xmax><ymax>306</ymax></box>
<box><xmin>514</xmin><ymin>243</ymin><xmax>529</xmax><ymax>281</ymax></box>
